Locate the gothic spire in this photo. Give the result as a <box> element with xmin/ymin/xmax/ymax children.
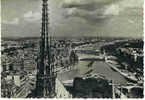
<box><xmin>35</xmin><ymin>0</ymin><xmax>56</xmax><ymax>97</ymax></box>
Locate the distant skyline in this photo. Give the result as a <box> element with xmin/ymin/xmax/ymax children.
<box><xmin>1</xmin><ymin>0</ymin><xmax>144</xmax><ymax>38</ymax></box>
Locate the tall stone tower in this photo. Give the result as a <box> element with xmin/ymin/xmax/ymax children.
<box><xmin>35</xmin><ymin>0</ymin><xmax>56</xmax><ymax>98</ymax></box>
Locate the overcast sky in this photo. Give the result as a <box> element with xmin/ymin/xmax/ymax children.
<box><xmin>1</xmin><ymin>0</ymin><xmax>144</xmax><ymax>38</ymax></box>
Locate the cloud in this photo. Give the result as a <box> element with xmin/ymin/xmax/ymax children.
<box><xmin>61</xmin><ymin>0</ymin><xmax>121</xmax><ymax>24</ymax></box>
<box><xmin>61</xmin><ymin>0</ymin><xmax>118</xmax><ymax>11</ymax></box>
<box><xmin>24</xmin><ymin>11</ymin><xmax>33</xmax><ymax>18</ymax></box>
<box><xmin>65</xmin><ymin>8</ymin><xmax>109</xmax><ymax>24</ymax></box>
<box><xmin>128</xmin><ymin>19</ymin><xmax>135</xmax><ymax>24</ymax></box>
<box><xmin>61</xmin><ymin>0</ymin><xmax>98</xmax><ymax>11</ymax></box>
<box><xmin>119</xmin><ymin>0</ymin><xmax>143</xmax><ymax>8</ymax></box>
<box><xmin>24</xmin><ymin>11</ymin><xmax>41</xmax><ymax>22</ymax></box>
<box><xmin>104</xmin><ymin>4</ymin><xmax>120</xmax><ymax>16</ymax></box>
<box><xmin>61</xmin><ymin>0</ymin><xmax>143</xmax><ymax>25</ymax></box>
<box><xmin>3</xmin><ymin>18</ymin><xmax>19</xmax><ymax>25</ymax></box>
<box><xmin>64</xmin><ymin>5</ymin><xmax>120</xmax><ymax>24</ymax></box>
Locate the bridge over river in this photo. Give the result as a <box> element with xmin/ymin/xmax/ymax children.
<box><xmin>77</xmin><ymin>54</ymin><xmax>105</xmax><ymax>61</ymax></box>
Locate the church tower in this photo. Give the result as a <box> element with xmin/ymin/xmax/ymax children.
<box><xmin>35</xmin><ymin>0</ymin><xmax>56</xmax><ymax>98</ymax></box>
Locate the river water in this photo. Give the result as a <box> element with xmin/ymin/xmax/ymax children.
<box><xmin>58</xmin><ymin>59</ymin><xmax>128</xmax><ymax>84</ymax></box>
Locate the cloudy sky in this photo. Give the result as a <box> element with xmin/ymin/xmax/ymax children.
<box><xmin>1</xmin><ymin>0</ymin><xmax>144</xmax><ymax>38</ymax></box>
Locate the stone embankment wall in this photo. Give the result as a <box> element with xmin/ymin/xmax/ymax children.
<box><xmin>55</xmin><ymin>78</ymin><xmax>72</xmax><ymax>98</ymax></box>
